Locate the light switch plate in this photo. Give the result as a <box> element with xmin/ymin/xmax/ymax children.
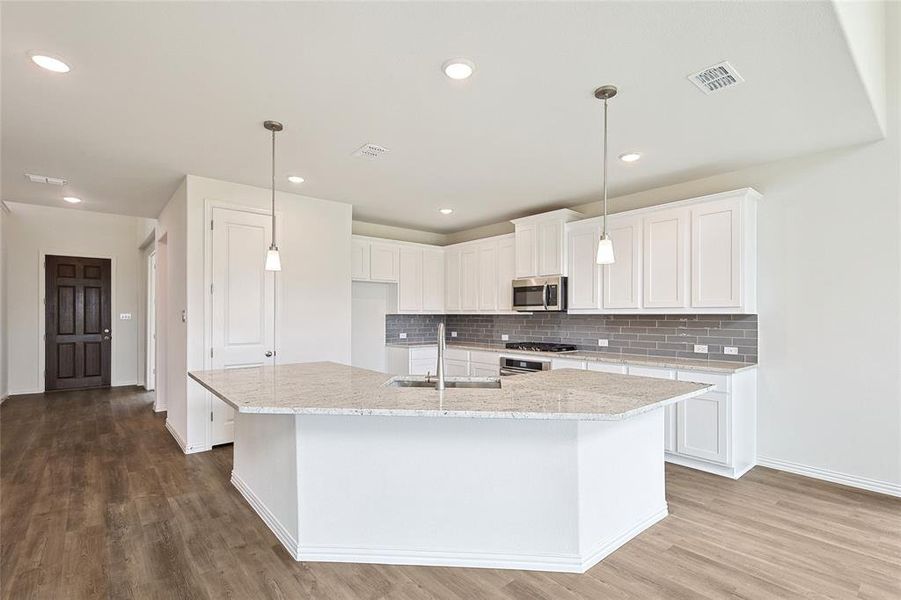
<box><xmin>598</xmin><ymin>339</ymin><xmax>609</xmax><ymax>347</ymax></box>
<box><xmin>119</xmin><ymin>313</ymin><xmax>132</xmax><ymax>320</ymax></box>
<box><xmin>724</xmin><ymin>346</ymin><xmax>739</xmax><ymax>355</ymax></box>
<box><xmin>451</xmin><ymin>331</ymin><xmax>457</xmax><ymax>337</ymax></box>
<box><xmin>399</xmin><ymin>332</ymin><xmax>407</xmax><ymax>339</ymax></box>
<box><xmin>694</xmin><ymin>344</ymin><xmax>709</xmax><ymax>354</ymax></box>
<box><xmin>501</xmin><ymin>334</ymin><xmax>509</xmax><ymax>341</ymax></box>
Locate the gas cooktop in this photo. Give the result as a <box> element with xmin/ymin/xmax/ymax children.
<box><xmin>504</xmin><ymin>342</ymin><xmax>578</xmax><ymax>353</ymax></box>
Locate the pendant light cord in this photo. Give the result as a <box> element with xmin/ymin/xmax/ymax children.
<box><xmin>271</xmin><ymin>129</ymin><xmax>277</xmax><ymax>248</ymax></box>
<box><xmin>602</xmin><ymin>96</ymin><xmax>608</xmax><ymax>238</ymax></box>
<box><xmin>271</xmin><ymin>127</ymin><xmax>277</xmax><ymax>363</ymax></box>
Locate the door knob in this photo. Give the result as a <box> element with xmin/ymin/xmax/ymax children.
<box><xmin>103</xmin><ymin>328</ymin><xmax>110</xmax><ymax>334</ymax></box>
<box><xmin>265</xmin><ymin>351</ymin><xmax>273</xmax><ymax>357</ymax></box>
<box><xmin>103</xmin><ymin>336</ymin><xmax>111</xmax><ymax>340</ymax></box>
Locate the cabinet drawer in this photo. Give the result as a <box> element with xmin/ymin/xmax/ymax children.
<box><xmin>410</xmin><ymin>346</ymin><xmax>438</xmax><ymax>360</ymax></box>
<box><xmin>469</xmin><ymin>350</ymin><xmax>500</xmax><ymax>365</ymax></box>
<box><xmin>627</xmin><ymin>366</ymin><xmax>676</xmax><ymax>380</ymax></box>
<box><xmin>445</xmin><ymin>347</ymin><xmax>469</xmax><ymax>361</ymax></box>
<box><xmin>551</xmin><ymin>358</ymin><xmax>586</xmax><ymax>370</ymax></box>
<box><xmin>677</xmin><ymin>371</ymin><xmax>730</xmax><ymax>393</ymax></box>
<box><xmin>587</xmin><ymin>361</ymin><xmax>628</xmax><ymax>374</ymax></box>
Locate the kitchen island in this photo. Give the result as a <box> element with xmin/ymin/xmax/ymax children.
<box><xmin>189</xmin><ymin>362</ymin><xmax>710</xmax><ymax>573</ymax></box>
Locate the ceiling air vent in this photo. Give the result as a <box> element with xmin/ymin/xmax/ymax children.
<box><xmin>688</xmin><ymin>61</ymin><xmax>744</xmax><ymax>94</ymax></box>
<box><xmin>352</xmin><ymin>143</ymin><xmax>391</xmax><ymax>160</ymax></box>
<box><xmin>25</xmin><ymin>173</ymin><xmax>67</xmax><ymax>185</ymax></box>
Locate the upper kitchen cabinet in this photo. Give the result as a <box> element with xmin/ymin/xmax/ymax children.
<box><xmin>691</xmin><ymin>194</ymin><xmax>757</xmax><ymax>311</ymax></box>
<box><xmin>370</xmin><ymin>241</ymin><xmax>400</xmax><ymax>282</ymax></box>
<box><xmin>604</xmin><ymin>213</ymin><xmax>642</xmax><ymax>310</ymax></box>
<box><xmin>444</xmin><ymin>233</ymin><xmax>517</xmax><ymax>314</ymax></box>
<box><xmin>643</xmin><ymin>206</ymin><xmax>689</xmax><ymax>309</ymax></box>
<box><xmin>563</xmin><ymin>188</ymin><xmax>760</xmax><ymax>315</ymax></box>
<box><xmin>351</xmin><ymin>237</ymin><xmax>371</xmax><ymax>280</ymax></box>
<box><xmin>512</xmin><ymin>209</ymin><xmax>582</xmax><ymax>278</ymax></box>
<box><xmin>422</xmin><ymin>249</ymin><xmax>445</xmax><ymax>312</ymax></box>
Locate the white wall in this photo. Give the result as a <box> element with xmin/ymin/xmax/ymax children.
<box><xmin>158</xmin><ymin>175</ymin><xmax>352</xmax><ymax>452</ymax></box>
<box><xmin>3</xmin><ymin>202</ymin><xmax>157</xmax><ymax>394</ymax></box>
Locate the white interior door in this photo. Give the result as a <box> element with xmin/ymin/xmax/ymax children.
<box><xmin>210</xmin><ymin>207</ymin><xmax>275</xmax><ymax>445</ymax></box>
<box><xmin>145</xmin><ymin>251</ymin><xmax>156</xmax><ymax>391</ymax></box>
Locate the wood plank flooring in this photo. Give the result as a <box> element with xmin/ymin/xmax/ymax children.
<box><xmin>2</xmin><ymin>387</ymin><xmax>899</xmax><ymax>599</ymax></box>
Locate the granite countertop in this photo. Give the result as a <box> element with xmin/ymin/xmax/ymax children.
<box><xmin>386</xmin><ymin>342</ymin><xmax>757</xmax><ymax>373</ymax></box>
<box><xmin>188</xmin><ymin>361</ymin><xmax>711</xmax><ymax>421</ymax></box>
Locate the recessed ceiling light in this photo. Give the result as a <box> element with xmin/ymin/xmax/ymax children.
<box><xmin>439</xmin><ymin>208</ymin><xmax>454</xmax><ymax>215</ymax></box>
<box><xmin>63</xmin><ymin>196</ymin><xmax>81</xmax><ymax>204</ymax></box>
<box><xmin>442</xmin><ymin>59</ymin><xmax>474</xmax><ymax>80</ymax></box>
<box><xmin>287</xmin><ymin>175</ymin><xmax>304</xmax><ymax>184</ymax></box>
<box><xmin>30</xmin><ymin>53</ymin><xmax>71</xmax><ymax>73</ymax></box>
<box><xmin>619</xmin><ymin>152</ymin><xmax>642</xmax><ymax>163</ymax></box>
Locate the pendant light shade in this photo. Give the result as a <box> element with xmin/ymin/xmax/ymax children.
<box><xmin>264</xmin><ymin>120</ymin><xmax>283</xmax><ymax>271</ymax></box>
<box><xmin>596</xmin><ymin>235</ymin><xmax>615</xmax><ymax>265</ymax></box>
<box><xmin>595</xmin><ymin>85</ymin><xmax>617</xmax><ymax>265</ymax></box>
<box><xmin>265</xmin><ymin>247</ymin><xmax>281</xmax><ymax>271</ymax></box>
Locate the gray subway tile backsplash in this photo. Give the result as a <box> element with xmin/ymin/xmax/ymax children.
<box><xmin>385</xmin><ymin>313</ymin><xmax>758</xmax><ymax>363</ymax></box>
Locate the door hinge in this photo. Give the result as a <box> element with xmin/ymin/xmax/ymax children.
<box><xmin>210</xmin><ymin>220</ymin><xmax>214</xmax><ymax>231</ymax></box>
<box><xmin>210</xmin><ymin>348</ymin><xmax>214</xmax><ymax>358</ymax></box>
<box><xmin>210</xmin><ymin>411</ymin><xmax>214</xmax><ymax>422</ymax></box>
<box><xmin>210</xmin><ymin>283</ymin><xmax>213</xmax><ymax>295</ymax></box>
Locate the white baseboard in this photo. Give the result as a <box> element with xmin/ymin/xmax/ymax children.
<box><xmin>665</xmin><ymin>452</ymin><xmax>754</xmax><ymax>479</ymax></box>
<box><xmin>579</xmin><ymin>505</ymin><xmax>668</xmax><ymax>572</ymax></box>
<box><xmin>232</xmin><ymin>470</ymin><xmax>666</xmax><ymax>573</ymax></box>
<box><xmin>231</xmin><ymin>471</ymin><xmax>301</xmax><ymax>559</ymax></box>
<box><xmin>757</xmin><ymin>456</ymin><xmax>901</xmax><ymax>498</ymax></box>
<box><xmin>165</xmin><ymin>419</ymin><xmax>210</xmax><ymax>454</ymax></box>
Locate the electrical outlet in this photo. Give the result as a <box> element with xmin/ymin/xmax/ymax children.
<box><xmin>694</xmin><ymin>344</ymin><xmax>708</xmax><ymax>354</ymax></box>
<box><xmin>119</xmin><ymin>313</ymin><xmax>132</xmax><ymax>320</ymax></box>
<box><xmin>399</xmin><ymin>332</ymin><xmax>407</xmax><ymax>339</ymax></box>
<box><xmin>724</xmin><ymin>346</ymin><xmax>738</xmax><ymax>355</ymax></box>
<box><xmin>501</xmin><ymin>334</ymin><xmax>509</xmax><ymax>341</ymax></box>
<box><xmin>451</xmin><ymin>331</ymin><xmax>458</xmax><ymax>337</ymax></box>
<box><xmin>598</xmin><ymin>339</ymin><xmax>609</xmax><ymax>347</ymax></box>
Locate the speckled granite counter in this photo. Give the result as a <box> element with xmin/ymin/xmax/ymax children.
<box><xmin>385</xmin><ymin>342</ymin><xmax>757</xmax><ymax>373</ymax></box>
<box><xmin>189</xmin><ymin>361</ymin><xmax>710</xmax><ymax>421</ymax></box>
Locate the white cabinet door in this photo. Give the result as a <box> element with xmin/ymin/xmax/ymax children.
<box><xmin>515</xmin><ymin>224</ymin><xmax>538</xmax><ymax>278</ymax></box>
<box><xmin>471</xmin><ymin>363</ymin><xmax>500</xmax><ymax>377</ymax></box>
<box><xmin>692</xmin><ymin>198</ymin><xmax>742</xmax><ymax>308</ymax></box>
<box><xmin>351</xmin><ymin>238</ymin><xmax>371</xmax><ymax>281</ymax></box>
<box><xmin>643</xmin><ymin>208</ymin><xmax>689</xmax><ymax>308</ymax></box>
<box><xmin>445</xmin><ymin>249</ymin><xmax>461</xmax><ymax>311</ymax></box>
<box><xmin>628</xmin><ymin>366</ymin><xmax>677</xmax><ymax>452</ymax></box>
<box><xmin>603</xmin><ymin>215</ymin><xmax>642</xmax><ymax>309</ymax></box>
<box><xmin>478</xmin><ymin>241</ymin><xmax>498</xmax><ymax>311</ymax></box>
<box><xmin>567</xmin><ymin>223</ymin><xmax>601</xmax><ymax>310</ymax></box>
<box><xmin>497</xmin><ymin>236</ymin><xmax>516</xmax><ymax>311</ymax></box>
<box><xmin>398</xmin><ymin>247</ymin><xmax>423</xmax><ymax>312</ymax></box>
<box><xmin>538</xmin><ymin>220</ymin><xmax>565</xmax><ymax>276</ymax></box>
<box><xmin>370</xmin><ymin>242</ymin><xmax>400</xmax><ymax>282</ymax></box>
<box><xmin>677</xmin><ymin>392</ymin><xmax>729</xmax><ymax>464</ymax></box>
<box><xmin>422</xmin><ymin>249</ymin><xmax>445</xmax><ymax>312</ymax></box>
<box><xmin>551</xmin><ymin>358</ymin><xmax>586</xmax><ymax>370</ymax></box>
<box><xmin>445</xmin><ymin>359</ymin><xmax>469</xmax><ymax>377</ymax></box>
<box><xmin>460</xmin><ymin>246</ymin><xmax>480</xmax><ymax>311</ymax></box>
<box><xmin>586</xmin><ymin>362</ymin><xmax>627</xmax><ymax>374</ymax></box>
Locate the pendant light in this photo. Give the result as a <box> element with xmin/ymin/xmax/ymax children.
<box><xmin>594</xmin><ymin>85</ymin><xmax>616</xmax><ymax>265</ymax></box>
<box><xmin>263</xmin><ymin>120</ymin><xmax>283</xmax><ymax>271</ymax></box>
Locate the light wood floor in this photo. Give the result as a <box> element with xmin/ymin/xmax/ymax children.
<box><xmin>1</xmin><ymin>387</ymin><xmax>899</xmax><ymax>600</ymax></box>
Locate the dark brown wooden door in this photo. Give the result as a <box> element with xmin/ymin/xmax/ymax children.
<box><xmin>45</xmin><ymin>255</ymin><xmax>112</xmax><ymax>391</ymax></box>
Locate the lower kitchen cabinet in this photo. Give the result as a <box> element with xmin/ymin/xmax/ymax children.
<box><xmin>445</xmin><ymin>359</ymin><xmax>469</xmax><ymax>377</ymax></box>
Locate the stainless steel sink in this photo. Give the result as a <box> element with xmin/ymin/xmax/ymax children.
<box><xmin>385</xmin><ymin>376</ymin><xmax>501</xmax><ymax>389</ymax></box>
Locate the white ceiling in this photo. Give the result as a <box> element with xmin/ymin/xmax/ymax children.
<box><xmin>2</xmin><ymin>1</ymin><xmax>884</xmax><ymax>233</ymax></box>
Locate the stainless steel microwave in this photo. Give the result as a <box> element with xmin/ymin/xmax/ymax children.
<box><xmin>512</xmin><ymin>276</ymin><xmax>567</xmax><ymax>312</ymax></box>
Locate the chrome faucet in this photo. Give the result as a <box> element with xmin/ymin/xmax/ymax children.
<box><xmin>436</xmin><ymin>322</ymin><xmax>446</xmax><ymax>391</ymax></box>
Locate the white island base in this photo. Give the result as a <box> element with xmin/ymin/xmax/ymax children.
<box><xmin>231</xmin><ymin>408</ymin><xmax>667</xmax><ymax>573</ymax></box>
